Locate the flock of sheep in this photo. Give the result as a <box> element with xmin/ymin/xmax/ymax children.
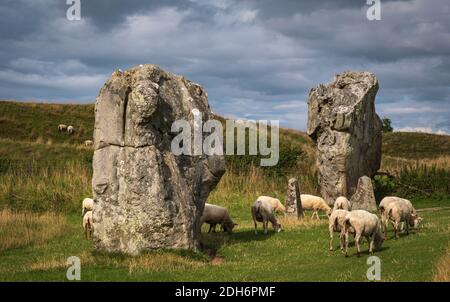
<box><xmin>80</xmin><ymin>192</ymin><xmax>423</xmax><ymax>257</ymax></box>
<box><xmin>58</xmin><ymin>124</ymin><xmax>75</xmax><ymax>135</ymax></box>
<box><xmin>57</xmin><ymin>124</ymin><xmax>93</xmax><ymax>146</ymax></box>
<box><xmin>200</xmin><ymin>194</ymin><xmax>423</xmax><ymax>257</ymax></box>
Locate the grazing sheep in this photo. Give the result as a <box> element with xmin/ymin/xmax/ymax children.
<box><xmin>379</xmin><ymin>196</ymin><xmax>416</xmax><ymax>215</ymax></box>
<box><xmin>379</xmin><ymin>196</ymin><xmax>418</xmax><ymax>234</ymax></box>
<box><xmin>333</xmin><ymin>196</ymin><xmax>352</xmax><ymax>211</ymax></box>
<box><xmin>84</xmin><ymin>140</ymin><xmax>93</xmax><ymax>147</ymax></box>
<box><xmin>328</xmin><ymin>209</ymin><xmax>354</xmax><ymax>251</ymax></box>
<box><xmin>83</xmin><ymin>211</ymin><xmax>93</xmax><ymax>239</ymax></box>
<box><xmin>67</xmin><ymin>125</ymin><xmax>74</xmax><ymax>134</ymax></box>
<box><xmin>300</xmin><ymin>194</ymin><xmax>331</xmax><ymax>219</ymax></box>
<box><xmin>379</xmin><ymin>197</ymin><xmax>422</xmax><ymax>239</ymax></box>
<box><xmin>200</xmin><ymin>203</ymin><xmax>237</xmax><ymax>234</ymax></box>
<box><xmin>81</xmin><ymin>197</ymin><xmax>94</xmax><ymax>217</ymax></box>
<box><xmin>251</xmin><ymin>199</ymin><xmax>282</xmax><ymax>234</ymax></box>
<box><xmin>58</xmin><ymin>124</ymin><xmax>68</xmax><ymax>132</ymax></box>
<box><xmin>256</xmin><ymin>196</ymin><xmax>286</xmax><ymax>214</ymax></box>
<box><xmin>344</xmin><ymin>210</ymin><xmax>383</xmax><ymax>257</ymax></box>
<box><xmin>379</xmin><ymin>196</ymin><xmax>410</xmax><ymax>234</ymax></box>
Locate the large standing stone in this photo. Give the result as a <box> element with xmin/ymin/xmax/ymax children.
<box><xmin>92</xmin><ymin>64</ymin><xmax>225</xmax><ymax>255</ymax></box>
<box><xmin>350</xmin><ymin>176</ymin><xmax>377</xmax><ymax>212</ymax></box>
<box><xmin>307</xmin><ymin>71</ymin><xmax>382</xmax><ymax>204</ymax></box>
<box><xmin>285</xmin><ymin>178</ymin><xmax>304</xmax><ymax>218</ymax></box>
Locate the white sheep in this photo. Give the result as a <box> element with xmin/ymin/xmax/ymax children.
<box><xmin>251</xmin><ymin>199</ymin><xmax>282</xmax><ymax>234</ymax></box>
<box><xmin>344</xmin><ymin>210</ymin><xmax>384</xmax><ymax>257</ymax></box>
<box><xmin>200</xmin><ymin>203</ymin><xmax>237</xmax><ymax>234</ymax></box>
<box><xmin>84</xmin><ymin>140</ymin><xmax>93</xmax><ymax>147</ymax></box>
<box><xmin>379</xmin><ymin>196</ymin><xmax>411</xmax><ymax>234</ymax></box>
<box><xmin>256</xmin><ymin>196</ymin><xmax>286</xmax><ymax>214</ymax></box>
<box><xmin>333</xmin><ymin>196</ymin><xmax>352</xmax><ymax>211</ymax></box>
<box><xmin>81</xmin><ymin>197</ymin><xmax>93</xmax><ymax>217</ymax></box>
<box><xmin>379</xmin><ymin>196</ymin><xmax>416</xmax><ymax>215</ymax></box>
<box><xmin>83</xmin><ymin>210</ymin><xmax>93</xmax><ymax>239</ymax></box>
<box><xmin>379</xmin><ymin>197</ymin><xmax>418</xmax><ymax>232</ymax></box>
<box><xmin>379</xmin><ymin>197</ymin><xmax>422</xmax><ymax>239</ymax></box>
<box><xmin>67</xmin><ymin>125</ymin><xmax>74</xmax><ymax>134</ymax></box>
<box><xmin>58</xmin><ymin>124</ymin><xmax>68</xmax><ymax>132</ymax></box>
<box><xmin>300</xmin><ymin>194</ymin><xmax>331</xmax><ymax>219</ymax></box>
<box><xmin>328</xmin><ymin>209</ymin><xmax>354</xmax><ymax>251</ymax></box>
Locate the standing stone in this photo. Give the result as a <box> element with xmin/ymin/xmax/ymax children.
<box><xmin>350</xmin><ymin>176</ymin><xmax>377</xmax><ymax>212</ymax></box>
<box><xmin>92</xmin><ymin>64</ymin><xmax>225</xmax><ymax>255</ymax></box>
<box><xmin>285</xmin><ymin>178</ymin><xmax>304</xmax><ymax>218</ymax></box>
<box><xmin>307</xmin><ymin>71</ymin><xmax>382</xmax><ymax>204</ymax></box>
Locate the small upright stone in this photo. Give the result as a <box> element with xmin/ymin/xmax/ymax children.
<box><xmin>350</xmin><ymin>176</ymin><xmax>377</xmax><ymax>212</ymax></box>
<box><xmin>285</xmin><ymin>178</ymin><xmax>304</xmax><ymax>218</ymax></box>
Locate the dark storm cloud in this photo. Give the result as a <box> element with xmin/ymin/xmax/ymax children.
<box><xmin>0</xmin><ymin>0</ymin><xmax>449</xmax><ymax>133</ymax></box>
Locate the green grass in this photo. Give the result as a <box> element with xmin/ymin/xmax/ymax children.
<box><xmin>382</xmin><ymin>132</ymin><xmax>450</xmax><ymax>159</ymax></box>
<box><xmin>0</xmin><ymin>100</ymin><xmax>449</xmax><ymax>281</ymax></box>
<box><xmin>0</xmin><ymin>100</ymin><xmax>94</xmax><ymax>145</ymax></box>
<box><xmin>0</xmin><ymin>207</ymin><xmax>448</xmax><ymax>281</ymax></box>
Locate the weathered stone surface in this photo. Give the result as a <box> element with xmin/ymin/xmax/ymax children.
<box><xmin>350</xmin><ymin>176</ymin><xmax>377</xmax><ymax>212</ymax></box>
<box><xmin>307</xmin><ymin>71</ymin><xmax>382</xmax><ymax>204</ymax></box>
<box><xmin>285</xmin><ymin>178</ymin><xmax>304</xmax><ymax>218</ymax></box>
<box><xmin>92</xmin><ymin>64</ymin><xmax>225</xmax><ymax>255</ymax></box>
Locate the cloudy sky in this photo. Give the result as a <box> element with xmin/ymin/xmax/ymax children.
<box><xmin>0</xmin><ymin>0</ymin><xmax>449</xmax><ymax>133</ymax></box>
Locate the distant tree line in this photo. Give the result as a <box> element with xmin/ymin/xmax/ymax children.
<box><xmin>382</xmin><ymin>117</ymin><xmax>393</xmax><ymax>133</ymax></box>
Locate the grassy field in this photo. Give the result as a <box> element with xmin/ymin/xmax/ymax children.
<box><xmin>0</xmin><ymin>100</ymin><xmax>449</xmax><ymax>281</ymax></box>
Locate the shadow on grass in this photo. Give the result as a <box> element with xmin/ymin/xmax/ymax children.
<box><xmin>90</xmin><ymin>247</ymin><xmax>209</xmax><ymax>264</ymax></box>
<box><xmin>345</xmin><ymin>246</ymin><xmax>391</xmax><ymax>258</ymax></box>
<box><xmin>384</xmin><ymin>229</ymin><xmax>422</xmax><ymax>241</ymax></box>
<box><xmin>199</xmin><ymin>229</ymin><xmax>276</xmax><ymax>258</ymax></box>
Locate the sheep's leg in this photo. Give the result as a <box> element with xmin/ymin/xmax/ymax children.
<box><xmin>212</xmin><ymin>224</ymin><xmax>217</xmax><ymax>233</ymax></box>
<box><xmin>329</xmin><ymin>227</ymin><xmax>334</xmax><ymax>251</ymax></box>
<box><xmin>382</xmin><ymin>217</ymin><xmax>388</xmax><ymax>240</ymax></box>
<box><xmin>369</xmin><ymin>234</ymin><xmax>375</xmax><ymax>255</ymax></box>
<box><xmin>339</xmin><ymin>231</ymin><xmax>346</xmax><ymax>251</ymax></box>
<box><xmin>344</xmin><ymin>231</ymin><xmax>350</xmax><ymax>257</ymax></box>
<box><xmin>251</xmin><ymin>210</ymin><xmax>258</xmax><ymax>235</ymax></box>
<box><xmin>355</xmin><ymin>233</ymin><xmax>361</xmax><ymax>257</ymax></box>
<box><xmin>405</xmin><ymin>220</ymin><xmax>409</xmax><ymax>235</ymax></box>
<box><xmin>312</xmin><ymin>211</ymin><xmax>318</xmax><ymax>220</ymax></box>
<box><xmin>263</xmin><ymin>217</ymin><xmax>268</xmax><ymax>234</ymax></box>
<box><xmin>368</xmin><ymin>235</ymin><xmax>374</xmax><ymax>254</ymax></box>
<box><xmin>393</xmin><ymin>221</ymin><xmax>399</xmax><ymax>239</ymax></box>
<box><xmin>264</xmin><ymin>219</ymin><xmax>268</xmax><ymax>234</ymax></box>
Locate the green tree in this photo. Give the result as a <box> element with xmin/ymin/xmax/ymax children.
<box><xmin>382</xmin><ymin>117</ymin><xmax>393</xmax><ymax>133</ymax></box>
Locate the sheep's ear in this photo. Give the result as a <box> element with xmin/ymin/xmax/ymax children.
<box><xmin>233</xmin><ymin>223</ymin><xmax>238</xmax><ymax>226</ymax></box>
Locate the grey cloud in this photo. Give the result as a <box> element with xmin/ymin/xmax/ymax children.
<box><xmin>0</xmin><ymin>0</ymin><xmax>449</xmax><ymax>133</ymax></box>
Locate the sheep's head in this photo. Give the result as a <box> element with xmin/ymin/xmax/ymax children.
<box><xmin>326</xmin><ymin>208</ymin><xmax>333</xmax><ymax>217</ymax></box>
<box><xmin>410</xmin><ymin>214</ymin><xmax>423</xmax><ymax>228</ymax></box>
<box><xmin>374</xmin><ymin>230</ymin><xmax>384</xmax><ymax>250</ymax></box>
<box><xmin>274</xmin><ymin>223</ymin><xmax>282</xmax><ymax>233</ymax></box>
<box><xmin>222</xmin><ymin>221</ymin><xmax>238</xmax><ymax>234</ymax></box>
